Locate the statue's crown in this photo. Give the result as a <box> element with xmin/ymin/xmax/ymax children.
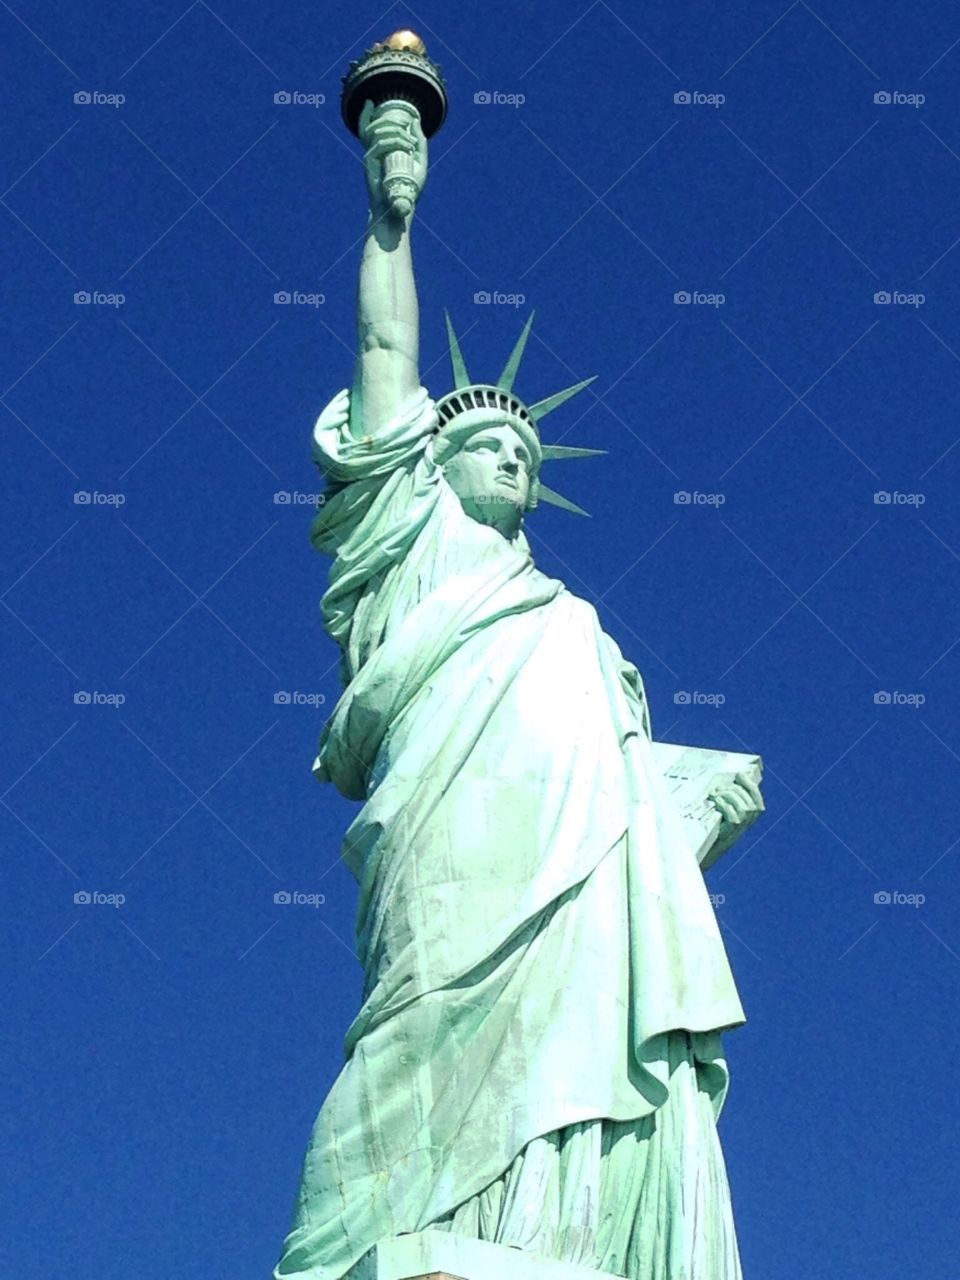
<box><xmin>434</xmin><ymin>310</ymin><xmax>603</xmax><ymax>517</ymax></box>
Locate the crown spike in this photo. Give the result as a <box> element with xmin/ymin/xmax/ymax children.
<box><xmin>497</xmin><ymin>310</ymin><xmax>536</xmax><ymax>392</ymax></box>
<box><xmin>444</xmin><ymin>309</ymin><xmax>471</xmax><ymax>389</ymax></box>
<box><xmin>537</xmin><ymin>482</ymin><xmax>591</xmax><ymax>518</ymax></box>
<box><xmin>528</xmin><ymin>374</ymin><xmax>598</xmax><ymax>422</ymax></box>
<box><xmin>540</xmin><ymin>444</ymin><xmax>606</xmax><ymax>461</ymax></box>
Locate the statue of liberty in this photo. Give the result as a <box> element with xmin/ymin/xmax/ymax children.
<box><xmin>275</xmin><ymin>35</ymin><xmax>763</xmax><ymax>1280</ymax></box>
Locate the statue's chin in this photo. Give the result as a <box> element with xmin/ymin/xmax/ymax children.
<box><xmin>458</xmin><ymin>492</ymin><xmax>524</xmax><ymax>537</ymax></box>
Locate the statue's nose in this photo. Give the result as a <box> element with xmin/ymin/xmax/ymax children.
<box><xmin>500</xmin><ymin>456</ymin><xmax>520</xmax><ymax>474</ymax></box>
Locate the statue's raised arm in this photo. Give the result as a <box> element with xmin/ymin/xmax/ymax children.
<box><xmin>349</xmin><ymin>97</ymin><xmax>427</xmax><ymax>438</ymax></box>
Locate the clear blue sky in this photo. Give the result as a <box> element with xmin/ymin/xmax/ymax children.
<box><xmin>2</xmin><ymin>1</ymin><xmax>958</xmax><ymax>1276</ymax></box>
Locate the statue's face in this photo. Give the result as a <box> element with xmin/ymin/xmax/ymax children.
<box><xmin>442</xmin><ymin>424</ymin><xmax>533</xmax><ymax>537</ymax></box>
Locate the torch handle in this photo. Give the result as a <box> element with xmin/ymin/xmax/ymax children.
<box><xmin>373</xmin><ymin>98</ymin><xmax>424</xmax><ymax>218</ymax></box>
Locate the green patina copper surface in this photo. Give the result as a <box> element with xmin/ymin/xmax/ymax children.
<box><xmin>275</xmin><ymin>56</ymin><xmax>763</xmax><ymax>1280</ymax></box>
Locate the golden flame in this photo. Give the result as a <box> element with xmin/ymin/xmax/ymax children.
<box><xmin>375</xmin><ymin>29</ymin><xmax>427</xmax><ymax>55</ymax></box>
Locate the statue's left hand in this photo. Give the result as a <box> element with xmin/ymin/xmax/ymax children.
<box><xmin>707</xmin><ymin>771</ymin><xmax>764</xmax><ymax>827</ymax></box>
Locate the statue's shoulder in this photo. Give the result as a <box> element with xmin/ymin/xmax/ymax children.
<box><xmin>312</xmin><ymin>386</ymin><xmax>438</xmax><ymax>487</ymax></box>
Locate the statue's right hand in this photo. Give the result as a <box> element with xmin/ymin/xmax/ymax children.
<box><xmin>360</xmin><ymin>98</ymin><xmax>428</xmax><ymax>216</ymax></box>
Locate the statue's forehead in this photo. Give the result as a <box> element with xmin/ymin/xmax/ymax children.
<box><xmin>463</xmin><ymin>422</ymin><xmax>530</xmax><ymax>446</ymax></box>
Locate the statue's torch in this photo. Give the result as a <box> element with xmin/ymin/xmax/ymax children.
<box><xmin>341</xmin><ymin>29</ymin><xmax>448</xmax><ymax>218</ymax></box>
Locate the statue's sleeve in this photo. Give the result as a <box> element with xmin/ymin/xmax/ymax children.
<box><xmin>309</xmin><ymin>385</ymin><xmax>438</xmax><ymax>557</ymax></box>
<box><xmin>600</xmin><ymin>630</ymin><xmax>653</xmax><ymax>741</ymax></box>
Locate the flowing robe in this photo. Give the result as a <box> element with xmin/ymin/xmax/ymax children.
<box><xmin>275</xmin><ymin>386</ymin><xmax>747</xmax><ymax>1280</ymax></box>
